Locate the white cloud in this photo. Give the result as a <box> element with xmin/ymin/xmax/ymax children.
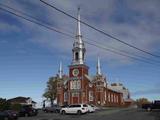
<box><xmin>132</xmin><ymin>88</ymin><xmax>160</xmax><ymax>96</ymax></box>
<box><xmin>0</xmin><ymin>21</ymin><xmax>20</xmax><ymax>32</ymax></box>
<box><xmin>0</xmin><ymin>0</ymin><xmax>160</xmax><ymax>66</ymax></box>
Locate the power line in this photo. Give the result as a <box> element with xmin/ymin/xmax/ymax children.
<box><xmin>84</xmin><ymin>37</ymin><xmax>160</xmax><ymax>63</ymax></box>
<box><xmin>0</xmin><ymin>7</ymin><xmax>74</xmax><ymax>38</ymax></box>
<box><xmin>0</xmin><ymin>6</ymin><xmax>159</xmax><ymax>66</ymax></box>
<box><xmin>85</xmin><ymin>41</ymin><xmax>157</xmax><ymax>65</ymax></box>
<box><xmin>0</xmin><ymin>3</ymin><xmax>159</xmax><ymax>63</ymax></box>
<box><xmin>0</xmin><ymin>6</ymin><xmax>157</xmax><ymax>65</ymax></box>
<box><xmin>40</xmin><ymin>0</ymin><xmax>160</xmax><ymax>58</ymax></box>
<box><xmin>1</xmin><ymin>3</ymin><xmax>159</xmax><ymax>64</ymax></box>
<box><xmin>0</xmin><ymin>3</ymin><xmax>44</xmax><ymax>24</ymax></box>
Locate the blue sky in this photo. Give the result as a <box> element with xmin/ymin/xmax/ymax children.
<box><xmin>0</xmin><ymin>0</ymin><xmax>160</xmax><ymax>106</ymax></box>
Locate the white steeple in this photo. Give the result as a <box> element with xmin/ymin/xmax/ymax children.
<box><xmin>72</xmin><ymin>7</ymin><xmax>86</xmax><ymax>65</ymax></box>
<box><xmin>58</xmin><ymin>61</ymin><xmax>63</xmax><ymax>79</ymax></box>
<box><xmin>76</xmin><ymin>7</ymin><xmax>82</xmax><ymax>39</ymax></box>
<box><xmin>97</xmin><ymin>57</ymin><xmax>102</xmax><ymax>75</ymax></box>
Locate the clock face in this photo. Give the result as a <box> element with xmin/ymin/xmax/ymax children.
<box><xmin>72</xmin><ymin>69</ymin><xmax>79</xmax><ymax>76</ymax></box>
<box><xmin>89</xmin><ymin>83</ymin><xmax>92</xmax><ymax>87</ymax></box>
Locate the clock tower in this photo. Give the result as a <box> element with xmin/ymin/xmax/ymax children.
<box><xmin>68</xmin><ymin>8</ymin><xmax>89</xmax><ymax>104</ymax></box>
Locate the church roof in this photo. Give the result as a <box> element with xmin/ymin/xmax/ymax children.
<box><xmin>84</xmin><ymin>74</ymin><xmax>93</xmax><ymax>82</ymax></box>
<box><xmin>124</xmin><ymin>98</ymin><xmax>134</xmax><ymax>102</ymax></box>
<box><xmin>107</xmin><ymin>85</ymin><xmax>123</xmax><ymax>93</ymax></box>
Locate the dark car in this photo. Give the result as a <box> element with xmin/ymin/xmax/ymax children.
<box><xmin>142</xmin><ymin>103</ymin><xmax>152</xmax><ymax>110</ymax></box>
<box><xmin>0</xmin><ymin>110</ymin><xmax>18</xmax><ymax>120</ymax></box>
<box><xmin>43</xmin><ymin>105</ymin><xmax>61</xmax><ymax>113</ymax></box>
<box><xmin>61</xmin><ymin>105</ymin><xmax>69</xmax><ymax>108</ymax></box>
<box><xmin>142</xmin><ymin>100</ymin><xmax>160</xmax><ymax>111</ymax></box>
<box><xmin>0</xmin><ymin>111</ymin><xmax>7</xmax><ymax>120</ymax></box>
<box><xmin>19</xmin><ymin>106</ymin><xmax>38</xmax><ymax>117</ymax></box>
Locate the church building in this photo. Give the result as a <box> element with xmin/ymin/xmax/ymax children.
<box><xmin>56</xmin><ymin>9</ymin><xmax>132</xmax><ymax>107</ymax></box>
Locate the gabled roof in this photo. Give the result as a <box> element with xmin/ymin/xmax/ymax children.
<box><xmin>63</xmin><ymin>79</ymin><xmax>69</xmax><ymax>85</ymax></box>
<box><xmin>124</xmin><ymin>98</ymin><xmax>134</xmax><ymax>102</ymax></box>
<box><xmin>8</xmin><ymin>96</ymin><xmax>29</xmax><ymax>103</ymax></box>
<box><xmin>84</xmin><ymin>74</ymin><xmax>93</xmax><ymax>82</ymax></box>
<box><xmin>107</xmin><ymin>85</ymin><xmax>122</xmax><ymax>93</ymax></box>
<box><xmin>7</xmin><ymin>96</ymin><xmax>36</xmax><ymax>104</ymax></box>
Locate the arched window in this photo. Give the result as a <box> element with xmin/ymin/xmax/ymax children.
<box><xmin>75</xmin><ymin>52</ymin><xmax>79</xmax><ymax>61</ymax></box>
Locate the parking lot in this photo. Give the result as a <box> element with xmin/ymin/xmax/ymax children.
<box><xmin>18</xmin><ymin>108</ymin><xmax>160</xmax><ymax>120</ymax></box>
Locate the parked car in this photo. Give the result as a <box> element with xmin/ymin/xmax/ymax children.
<box><xmin>60</xmin><ymin>105</ymin><xmax>69</xmax><ymax>108</ymax></box>
<box><xmin>60</xmin><ymin>104</ymin><xmax>88</xmax><ymax>115</ymax></box>
<box><xmin>0</xmin><ymin>111</ymin><xmax>7</xmax><ymax>120</ymax></box>
<box><xmin>43</xmin><ymin>105</ymin><xmax>61</xmax><ymax>113</ymax></box>
<box><xmin>142</xmin><ymin>100</ymin><xmax>160</xmax><ymax>111</ymax></box>
<box><xmin>87</xmin><ymin>104</ymin><xmax>95</xmax><ymax>113</ymax></box>
<box><xmin>0</xmin><ymin>110</ymin><xmax>18</xmax><ymax>120</ymax></box>
<box><xmin>19</xmin><ymin>105</ymin><xmax>38</xmax><ymax>117</ymax></box>
<box><xmin>90</xmin><ymin>104</ymin><xmax>100</xmax><ymax>111</ymax></box>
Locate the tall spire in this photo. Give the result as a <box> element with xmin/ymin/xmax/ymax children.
<box><xmin>76</xmin><ymin>7</ymin><xmax>82</xmax><ymax>39</ymax></box>
<box><xmin>97</xmin><ymin>57</ymin><xmax>101</xmax><ymax>75</ymax></box>
<box><xmin>75</xmin><ymin>7</ymin><xmax>83</xmax><ymax>46</ymax></box>
<box><xmin>58</xmin><ymin>61</ymin><xmax>63</xmax><ymax>79</ymax></box>
<box><xmin>72</xmin><ymin>7</ymin><xmax>86</xmax><ymax>65</ymax></box>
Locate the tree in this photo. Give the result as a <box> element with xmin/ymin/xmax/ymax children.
<box><xmin>136</xmin><ymin>98</ymin><xmax>151</xmax><ymax>107</ymax></box>
<box><xmin>10</xmin><ymin>104</ymin><xmax>22</xmax><ymax>111</ymax></box>
<box><xmin>0</xmin><ymin>98</ymin><xmax>11</xmax><ymax>111</ymax></box>
<box><xmin>43</xmin><ymin>76</ymin><xmax>59</xmax><ymax>107</ymax></box>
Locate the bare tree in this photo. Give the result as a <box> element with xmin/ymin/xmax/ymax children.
<box><xmin>136</xmin><ymin>98</ymin><xmax>151</xmax><ymax>107</ymax></box>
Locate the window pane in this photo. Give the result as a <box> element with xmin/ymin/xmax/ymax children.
<box><xmin>83</xmin><ymin>104</ymin><xmax>87</xmax><ymax>107</ymax></box>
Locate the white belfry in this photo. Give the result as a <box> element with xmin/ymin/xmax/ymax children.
<box><xmin>58</xmin><ymin>61</ymin><xmax>63</xmax><ymax>79</ymax></box>
<box><xmin>72</xmin><ymin>7</ymin><xmax>86</xmax><ymax>65</ymax></box>
<box><xmin>97</xmin><ymin>57</ymin><xmax>101</xmax><ymax>75</ymax></box>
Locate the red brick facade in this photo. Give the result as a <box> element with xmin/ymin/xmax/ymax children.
<box><xmin>56</xmin><ymin>9</ymin><xmax>131</xmax><ymax>107</ymax></box>
<box><xmin>56</xmin><ymin>64</ymin><xmax>124</xmax><ymax>107</ymax></box>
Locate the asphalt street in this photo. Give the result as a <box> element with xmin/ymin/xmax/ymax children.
<box><xmin>18</xmin><ymin>108</ymin><xmax>160</xmax><ymax>120</ymax></box>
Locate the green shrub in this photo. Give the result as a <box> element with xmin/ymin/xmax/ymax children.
<box><xmin>10</xmin><ymin>104</ymin><xmax>22</xmax><ymax>111</ymax></box>
<box><xmin>0</xmin><ymin>98</ymin><xmax>11</xmax><ymax>111</ymax></box>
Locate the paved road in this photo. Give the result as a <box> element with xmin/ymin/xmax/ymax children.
<box><xmin>18</xmin><ymin>108</ymin><xmax>160</xmax><ymax>120</ymax></box>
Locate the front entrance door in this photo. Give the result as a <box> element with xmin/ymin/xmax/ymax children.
<box><xmin>73</xmin><ymin>97</ymin><xmax>78</xmax><ymax>104</ymax></box>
